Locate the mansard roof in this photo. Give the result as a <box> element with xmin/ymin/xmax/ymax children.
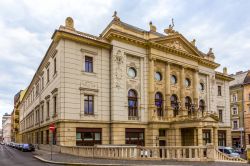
<box><xmin>243</xmin><ymin>71</ymin><xmax>250</xmax><ymax>85</ymax></box>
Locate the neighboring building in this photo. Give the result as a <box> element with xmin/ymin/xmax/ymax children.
<box><xmin>2</xmin><ymin>113</ymin><xmax>11</xmax><ymax>143</ymax></box>
<box><xmin>243</xmin><ymin>71</ymin><xmax>250</xmax><ymax>145</ymax></box>
<box><xmin>0</xmin><ymin>129</ymin><xmax>2</xmax><ymax>142</ymax></box>
<box><xmin>19</xmin><ymin>14</ymin><xmax>233</xmax><ymax>147</ymax></box>
<box><xmin>229</xmin><ymin>71</ymin><xmax>248</xmax><ymax>148</ymax></box>
<box><xmin>11</xmin><ymin>90</ymin><xmax>26</xmax><ymax>143</ymax></box>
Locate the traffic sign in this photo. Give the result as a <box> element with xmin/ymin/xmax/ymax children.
<box><xmin>49</xmin><ymin>123</ymin><xmax>55</xmax><ymax>132</ymax></box>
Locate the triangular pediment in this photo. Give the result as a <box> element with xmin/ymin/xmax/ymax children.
<box><xmin>151</xmin><ymin>34</ymin><xmax>203</xmax><ymax>57</ymax></box>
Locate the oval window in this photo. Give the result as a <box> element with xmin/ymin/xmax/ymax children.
<box><xmin>155</xmin><ymin>72</ymin><xmax>162</xmax><ymax>81</ymax></box>
<box><xmin>171</xmin><ymin>75</ymin><xmax>177</xmax><ymax>84</ymax></box>
<box><xmin>127</xmin><ymin>67</ymin><xmax>137</xmax><ymax>78</ymax></box>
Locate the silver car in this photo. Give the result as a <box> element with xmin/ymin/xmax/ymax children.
<box><xmin>218</xmin><ymin>146</ymin><xmax>240</xmax><ymax>158</ymax></box>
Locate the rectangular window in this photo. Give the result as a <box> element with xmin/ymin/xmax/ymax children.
<box><xmin>47</xmin><ymin>68</ymin><xmax>50</xmax><ymax>83</ymax></box>
<box><xmin>41</xmin><ymin>105</ymin><xmax>44</xmax><ymax>121</ymax></box>
<box><xmin>233</xmin><ymin>120</ymin><xmax>238</xmax><ymax>129</ymax></box>
<box><xmin>125</xmin><ymin>128</ymin><xmax>145</xmax><ymax>146</ymax></box>
<box><xmin>232</xmin><ymin>107</ymin><xmax>238</xmax><ymax>115</ymax></box>
<box><xmin>53</xmin><ymin>96</ymin><xmax>57</xmax><ymax>116</ymax></box>
<box><xmin>36</xmin><ymin>83</ymin><xmax>39</xmax><ymax>97</ymax></box>
<box><xmin>46</xmin><ymin>130</ymin><xmax>49</xmax><ymax>144</ymax></box>
<box><xmin>41</xmin><ymin>131</ymin><xmax>43</xmax><ymax>144</ymax></box>
<box><xmin>202</xmin><ymin>130</ymin><xmax>211</xmax><ymax>145</ymax></box>
<box><xmin>85</xmin><ymin>56</ymin><xmax>93</xmax><ymax>72</ymax></box>
<box><xmin>159</xmin><ymin>129</ymin><xmax>166</xmax><ymax>137</ymax></box>
<box><xmin>46</xmin><ymin>100</ymin><xmax>50</xmax><ymax>118</ymax></box>
<box><xmin>54</xmin><ymin>58</ymin><xmax>57</xmax><ymax>75</ymax></box>
<box><xmin>41</xmin><ymin>76</ymin><xmax>44</xmax><ymax>89</ymax></box>
<box><xmin>84</xmin><ymin>95</ymin><xmax>94</xmax><ymax>115</ymax></box>
<box><xmin>76</xmin><ymin>128</ymin><xmax>102</xmax><ymax>146</ymax></box>
<box><xmin>53</xmin><ymin>129</ymin><xmax>57</xmax><ymax>145</ymax></box>
<box><xmin>248</xmin><ymin>134</ymin><xmax>250</xmax><ymax>144</ymax></box>
<box><xmin>218</xmin><ymin>86</ymin><xmax>222</xmax><ymax>96</ymax></box>
<box><xmin>218</xmin><ymin>131</ymin><xmax>226</xmax><ymax>146</ymax></box>
<box><xmin>233</xmin><ymin>94</ymin><xmax>237</xmax><ymax>102</ymax></box>
<box><xmin>218</xmin><ymin>110</ymin><xmax>223</xmax><ymax>122</ymax></box>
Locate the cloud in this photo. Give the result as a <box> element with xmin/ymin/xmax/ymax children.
<box><xmin>0</xmin><ymin>0</ymin><xmax>250</xmax><ymax>128</ymax></box>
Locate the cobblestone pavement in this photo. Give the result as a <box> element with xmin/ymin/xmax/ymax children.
<box><xmin>34</xmin><ymin>149</ymin><xmax>248</xmax><ymax>166</ymax></box>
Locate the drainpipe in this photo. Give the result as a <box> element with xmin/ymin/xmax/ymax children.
<box><xmin>242</xmin><ymin>84</ymin><xmax>245</xmax><ymax>148</ymax></box>
<box><xmin>109</xmin><ymin>47</ymin><xmax>113</xmax><ymax>145</ymax></box>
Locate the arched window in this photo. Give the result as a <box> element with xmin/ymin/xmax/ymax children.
<box><xmin>128</xmin><ymin>89</ymin><xmax>138</xmax><ymax>117</ymax></box>
<box><xmin>155</xmin><ymin>92</ymin><xmax>163</xmax><ymax>117</ymax></box>
<box><xmin>171</xmin><ymin>95</ymin><xmax>179</xmax><ymax>116</ymax></box>
<box><xmin>199</xmin><ymin>100</ymin><xmax>205</xmax><ymax>116</ymax></box>
<box><xmin>185</xmin><ymin>96</ymin><xmax>192</xmax><ymax>110</ymax></box>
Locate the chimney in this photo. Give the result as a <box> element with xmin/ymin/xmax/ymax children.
<box><xmin>223</xmin><ymin>67</ymin><xmax>228</xmax><ymax>75</ymax></box>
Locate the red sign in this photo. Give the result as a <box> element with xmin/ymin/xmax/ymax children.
<box><xmin>49</xmin><ymin>123</ymin><xmax>55</xmax><ymax>132</ymax></box>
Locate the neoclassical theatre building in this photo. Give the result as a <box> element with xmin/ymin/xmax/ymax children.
<box><xmin>19</xmin><ymin>13</ymin><xmax>233</xmax><ymax>147</ymax></box>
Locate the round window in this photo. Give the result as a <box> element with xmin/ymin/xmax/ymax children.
<box><xmin>199</xmin><ymin>83</ymin><xmax>205</xmax><ymax>91</ymax></box>
<box><xmin>171</xmin><ymin>75</ymin><xmax>177</xmax><ymax>84</ymax></box>
<box><xmin>127</xmin><ymin>67</ymin><xmax>137</xmax><ymax>78</ymax></box>
<box><xmin>185</xmin><ymin>78</ymin><xmax>191</xmax><ymax>87</ymax></box>
<box><xmin>155</xmin><ymin>72</ymin><xmax>162</xmax><ymax>81</ymax></box>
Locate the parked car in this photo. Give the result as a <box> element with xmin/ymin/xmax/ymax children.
<box><xmin>17</xmin><ymin>144</ymin><xmax>23</xmax><ymax>150</ymax></box>
<box><xmin>21</xmin><ymin>144</ymin><xmax>35</xmax><ymax>152</ymax></box>
<box><xmin>218</xmin><ymin>146</ymin><xmax>240</xmax><ymax>158</ymax></box>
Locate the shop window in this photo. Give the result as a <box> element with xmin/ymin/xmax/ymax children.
<box><xmin>125</xmin><ymin>128</ymin><xmax>144</xmax><ymax>146</ymax></box>
<box><xmin>76</xmin><ymin>128</ymin><xmax>102</xmax><ymax>146</ymax></box>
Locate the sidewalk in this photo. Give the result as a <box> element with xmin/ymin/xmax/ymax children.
<box><xmin>33</xmin><ymin>149</ymin><xmax>248</xmax><ymax>166</ymax></box>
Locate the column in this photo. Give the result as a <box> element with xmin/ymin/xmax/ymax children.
<box><xmin>175</xmin><ymin>128</ymin><xmax>181</xmax><ymax>146</ymax></box>
<box><xmin>165</xmin><ymin>62</ymin><xmax>171</xmax><ymax>117</ymax></box>
<box><xmin>180</xmin><ymin>67</ymin><xmax>185</xmax><ymax>106</ymax></box>
<box><xmin>213</xmin><ymin>128</ymin><xmax>218</xmax><ymax>146</ymax></box>
<box><xmin>180</xmin><ymin>67</ymin><xmax>185</xmax><ymax>113</ymax></box>
<box><xmin>197</xmin><ymin>128</ymin><xmax>203</xmax><ymax>146</ymax></box>
<box><xmin>149</xmin><ymin>57</ymin><xmax>155</xmax><ymax>119</ymax></box>
<box><xmin>193</xmin><ymin>70</ymin><xmax>199</xmax><ymax>106</ymax></box>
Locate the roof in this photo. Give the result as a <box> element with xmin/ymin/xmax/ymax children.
<box><xmin>229</xmin><ymin>71</ymin><xmax>249</xmax><ymax>87</ymax></box>
<box><xmin>243</xmin><ymin>71</ymin><xmax>250</xmax><ymax>85</ymax></box>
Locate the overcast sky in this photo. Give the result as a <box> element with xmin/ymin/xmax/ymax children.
<box><xmin>0</xmin><ymin>0</ymin><xmax>250</xmax><ymax>128</ymax></box>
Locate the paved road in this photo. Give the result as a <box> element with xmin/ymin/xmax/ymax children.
<box><xmin>0</xmin><ymin>144</ymin><xmax>56</xmax><ymax>166</ymax></box>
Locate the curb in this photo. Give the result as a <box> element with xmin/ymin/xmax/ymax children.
<box><xmin>33</xmin><ymin>155</ymin><xmax>134</xmax><ymax>166</ymax></box>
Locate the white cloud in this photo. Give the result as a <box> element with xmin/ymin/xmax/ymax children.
<box><xmin>0</xmin><ymin>0</ymin><xmax>250</xmax><ymax>127</ymax></box>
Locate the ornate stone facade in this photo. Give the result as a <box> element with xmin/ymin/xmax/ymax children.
<box><xmin>19</xmin><ymin>15</ymin><xmax>233</xmax><ymax>148</ymax></box>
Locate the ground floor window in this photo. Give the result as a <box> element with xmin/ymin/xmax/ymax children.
<box><xmin>125</xmin><ymin>128</ymin><xmax>144</xmax><ymax>146</ymax></box>
<box><xmin>76</xmin><ymin>128</ymin><xmax>102</xmax><ymax>146</ymax></box>
<box><xmin>248</xmin><ymin>134</ymin><xmax>250</xmax><ymax>144</ymax></box>
<box><xmin>46</xmin><ymin>130</ymin><xmax>49</xmax><ymax>144</ymax></box>
<box><xmin>202</xmin><ymin>130</ymin><xmax>211</xmax><ymax>145</ymax></box>
<box><xmin>41</xmin><ymin>131</ymin><xmax>43</xmax><ymax>144</ymax></box>
<box><xmin>52</xmin><ymin>129</ymin><xmax>57</xmax><ymax>145</ymax></box>
<box><xmin>218</xmin><ymin>130</ymin><xmax>226</xmax><ymax>146</ymax></box>
<box><xmin>232</xmin><ymin>138</ymin><xmax>240</xmax><ymax>148</ymax></box>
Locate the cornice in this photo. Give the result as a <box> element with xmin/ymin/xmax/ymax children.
<box><xmin>105</xmin><ymin>29</ymin><xmax>220</xmax><ymax>69</ymax></box>
<box><xmin>53</xmin><ymin>30</ymin><xmax>111</xmax><ymax>50</ymax></box>
<box><xmin>215</xmin><ymin>72</ymin><xmax>234</xmax><ymax>81</ymax></box>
